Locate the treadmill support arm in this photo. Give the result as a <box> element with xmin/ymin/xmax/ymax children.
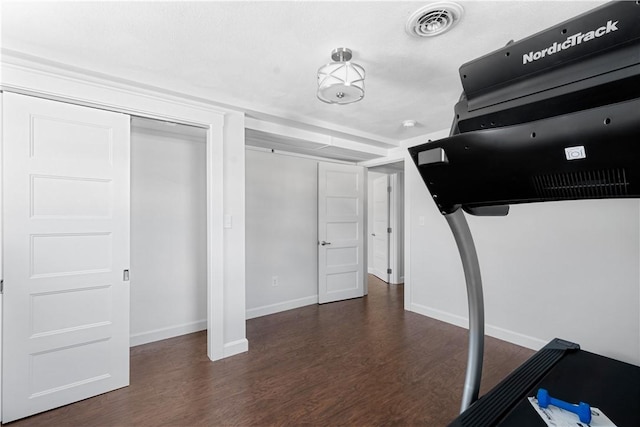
<box><xmin>445</xmin><ymin>209</ymin><xmax>485</xmax><ymax>413</ymax></box>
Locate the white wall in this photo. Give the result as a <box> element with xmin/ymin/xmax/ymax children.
<box><xmin>245</xmin><ymin>149</ymin><xmax>319</xmax><ymax>318</ymax></box>
<box><xmin>405</xmin><ymin>135</ymin><xmax>640</xmax><ymax>365</ymax></box>
<box><xmin>130</xmin><ymin>121</ymin><xmax>207</xmax><ymax>345</ymax></box>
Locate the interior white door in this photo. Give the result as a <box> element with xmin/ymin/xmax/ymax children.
<box><xmin>372</xmin><ymin>174</ymin><xmax>390</xmax><ymax>282</ymax></box>
<box><xmin>318</xmin><ymin>162</ymin><xmax>365</xmax><ymax>304</ymax></box>
<box><xmin>2</xmin><ymin>93</ymin><xmax>130</xmax><ymax>422</ymax></box>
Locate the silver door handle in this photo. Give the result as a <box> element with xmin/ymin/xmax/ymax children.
<box><xmin>371</xmin><ymin>233</ymin><xmax>376</xmax><ymax>236</ymax></box>
<box><xmin>320</xmin><ymin>241</ymin><xmax>331</xmax><ymax>246</ymax></box>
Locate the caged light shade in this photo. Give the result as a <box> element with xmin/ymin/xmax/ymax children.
<box><xmin>317</xmin><ymin>47</ymin><xmax>365</xmax><ymax>105</ymax></box>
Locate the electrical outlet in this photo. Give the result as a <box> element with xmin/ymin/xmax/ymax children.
<box><xmin>272</xmin><ymin>276</ymin><xmax>278</xmax><ymax>287</ymax></box>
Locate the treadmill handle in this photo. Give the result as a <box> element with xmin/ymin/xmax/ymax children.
<box><xmin>445</xmin><ymin>209</ymin><xmax>485</xmax><ymax>413</ymax></box>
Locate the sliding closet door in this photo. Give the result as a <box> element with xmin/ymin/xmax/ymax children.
<box><xmin>2</xmin><ymin>93</ymin><xmax>130</xmax><ymax>422</ymax></box>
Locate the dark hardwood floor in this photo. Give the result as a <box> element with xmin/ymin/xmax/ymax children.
<box><xmin>11</xmin><ymin>276</ymin><xmax>533</xmax><ymax>426</ymax></box>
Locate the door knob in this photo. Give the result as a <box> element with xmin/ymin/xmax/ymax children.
<box><xmin>320</xmin><ymin>241</ymin><xmax>331</xmax><ymax>246</ymax></box>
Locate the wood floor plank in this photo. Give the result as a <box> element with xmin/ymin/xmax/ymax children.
<box><xmin>9</xmin><ymin>276</ymin><xmax>533</xmax><ymax>426</ymax></box>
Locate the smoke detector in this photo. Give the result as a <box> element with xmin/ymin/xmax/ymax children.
<box><xmin>406</xmin><ymin>2</ymin><xmax>464</xmax><ymax>38</ymax></box>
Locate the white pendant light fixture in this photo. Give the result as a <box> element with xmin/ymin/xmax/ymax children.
<box><xmin>317</xmin><ymin>47</ymin><xmax>365</xmax><ymax>105</ymax></box>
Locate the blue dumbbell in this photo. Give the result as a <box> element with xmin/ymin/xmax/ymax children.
<box><xmin>536</xmin><ymin>388</ymin><xmax>591</xmax><ymax>424</ymax></box>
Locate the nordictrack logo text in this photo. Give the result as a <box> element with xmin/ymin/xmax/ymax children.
<box><xmin>522</xmin><ymin>20</ymin><xmax>619</xmax><ymax>65</ymax></box>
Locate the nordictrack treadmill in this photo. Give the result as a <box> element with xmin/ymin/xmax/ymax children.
<box><xmin>408</xmin><ymin>2</ymin><xmax>640</xmax><ymax>426</ymax></box>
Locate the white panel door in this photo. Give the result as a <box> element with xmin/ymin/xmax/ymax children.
<box><xmin>372</xmin><ymin>175</ymin><xmax>390</xmax><ymax>282</ymax></box>
<box><xmin>2</xmin><ymin>93</ymin><xmax>130</xmax><ymax>422</ymax></box>
<box><xmin>318</xmin><ymin>162</ymin><xmax>365</xmax><ymax>304</ymax></box>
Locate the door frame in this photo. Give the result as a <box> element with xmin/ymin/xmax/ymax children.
<box><xmin>0</xmin><ymin>92</ymin><xmax>3</xmax><ymax>422</ymax></box>
<box><xmin>370</xmin><ymin>173</ymin><xmax>390</xmax><ymax>282</ymax></box>
<box><xmin>1</xmin><ymin>53</ymin><xmax>247</xmax><ymax>362</ymax></box>
<box><xmin>364</xmin><ymin>157</ymin><xmax>407</xmax><ymax>301</ymax></box>
<box><xmin>388</xmin><ymin>172</ymin><xmax>404</xmax><ymax>285</ymax></box>
<box><xmin>367</xmin><ymin>166</ymin><xmax>404</xmax><ymax>284</ymax></box>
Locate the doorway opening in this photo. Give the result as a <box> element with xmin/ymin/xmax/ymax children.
<box><xmin>130</xmin><ymin>117</ymin><xmax>208</xmax><ymax>346</ymax></box>
<box><xmin>367</xmin><ymin>161</ymin><xmax>404</xmax><ymax>285</ymax></box>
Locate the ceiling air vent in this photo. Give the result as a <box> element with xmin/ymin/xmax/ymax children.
<box><xmin>406</xmin><ymin>2</ymin><xmax>464</xmax><ymax>38</ymax></box>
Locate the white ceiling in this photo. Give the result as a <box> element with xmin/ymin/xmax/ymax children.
<box><xmin>1</xmin><ymin>0</ymin><xmax>607</xmax><ymax>153</ymax></box>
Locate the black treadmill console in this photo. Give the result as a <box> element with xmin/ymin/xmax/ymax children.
<box><xmin>408</xmin><ymin>1</ymin><xmax>640</xmax><ymax>216</ymax></box>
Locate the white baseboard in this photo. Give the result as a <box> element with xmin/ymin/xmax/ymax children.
<box><xmin>246</xmin><ymin>295</ymin><xmax>318</xmax><ymax>320</ymax></box>
<box><xmin>224</xmin><ymin>338</ymin><xmax>249</xmax><ymax>358</ymax></box>
<box><xmin>484</xmin><ymin>323</ymin><xmax>547</xmax><ymax>351</ymax></box>
<box><xmin>409</xmin><ymin>302</ymin><xmax>546</xmax><ymax>351</ymax></box>
<box><xmin>410</xmin><ymin>302</ymin><xmax>469</xmax><ymax>328</ymax></box>
<box><xmin>130</xmin><ymin>319</ymin><xmax>207</xmax><ymax>347</ymax></box>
